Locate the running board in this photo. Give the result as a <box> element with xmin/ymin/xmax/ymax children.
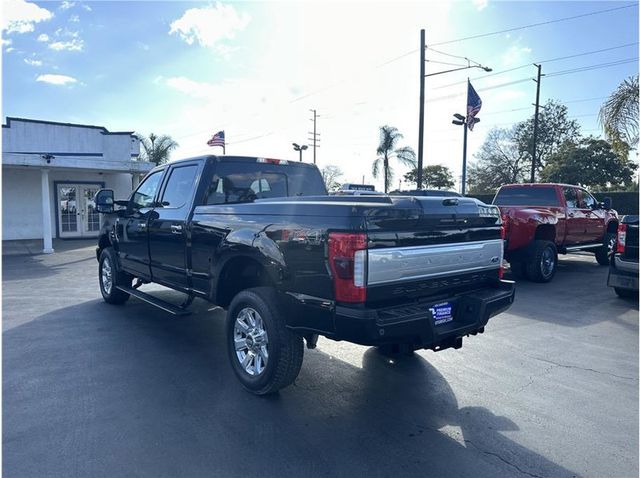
<box><xmin>565</xmin><ymin>243</ymin><xmax>601</xmax><ymax>252</ymax></box>
<box><xmin>116</xmin><ymin>286</ymin><xmax>191</xmax><ymax>316</ymax></box>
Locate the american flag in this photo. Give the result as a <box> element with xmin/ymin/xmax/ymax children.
<box><xmin>467</xmin><ymin>81</ymin><xmax>482</xmax><ymax>131</ymax></box>
<box><xmin>207</xmin><ymin>130</ymin><xmax>225</xmax><ymax>147</ymax></box>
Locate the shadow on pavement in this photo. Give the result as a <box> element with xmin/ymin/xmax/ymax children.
<box><xmin>3</xmin><ymin>295</ymin><xmax>580</xmax><ymax>478</ymax></box>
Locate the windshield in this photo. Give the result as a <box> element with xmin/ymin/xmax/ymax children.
<box><xmin>493</xmin><ymin>187</ymin><xmax>559</xmax><ymax>206</ymax></box>
<box><xmin>204</xmin><ymin>161</ymin><xmax>327</xmax><ymax>205</ymax></box>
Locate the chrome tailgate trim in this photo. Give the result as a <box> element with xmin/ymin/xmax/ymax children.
<box><xmin>367</xmin><ymin>239</ymin><xmax>503</xmax><ymax>286</ymax></box>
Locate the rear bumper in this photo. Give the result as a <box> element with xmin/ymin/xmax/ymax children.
<box><xmin>608</xmin><ymin>255</ymin><xmax>639</xmax><ymax>291</ymax></box>
<box><xmin>333</xmin><ymin>280</ymin><xmax>515</xmax><ymax>350</ymax></box>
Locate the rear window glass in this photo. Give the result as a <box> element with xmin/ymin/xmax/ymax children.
<box><xmin>204</xmin><ymin>162</ymin><xmax>327</xmax><ymax>205</ymax></box>
<box><xmin>493</xmin><ymin>187</ymin><xmax>559</xmax><ymax>206</ymax></box>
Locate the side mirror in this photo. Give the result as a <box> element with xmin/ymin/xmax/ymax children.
<box><xmin>95</xmin><ymin>189</ymin><xmax>115</xmax><ymax>213</ymax></box>
<box><xmin>603</xmin><ymin>197</ymin><xmax>612</xmax><ymax>210</ymax></box>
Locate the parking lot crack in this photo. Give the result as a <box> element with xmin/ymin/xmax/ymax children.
<box><xmin>524</xmin><ymin>355</ymin><xmax>638</xmax><ymax>382</ymax></box>
<box><xmin>464</xmin><ymin>439</ymin><xmax>546</xmax><ymax>478</ymax></box>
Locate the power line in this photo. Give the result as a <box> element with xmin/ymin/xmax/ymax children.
<box><xmin>546</xmin><ymin>57</ymin><xmax>638</xmax><ymax>77</ymax></box>
<box><xmin>430</xmin><ymin>3</ymin><xmax>637</xmax><ymax>46</ymax></box>
<box><xmin>433</xmin><ymin>42</ymin><xmax>638</xmax><ymax>90</ymax></box>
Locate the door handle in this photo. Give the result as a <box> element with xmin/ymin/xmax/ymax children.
<box><xmin>171</xmin><ymin>225</ymin><xmax>183</xmax><ymax>234</ymax></box>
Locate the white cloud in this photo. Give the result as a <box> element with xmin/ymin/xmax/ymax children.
<box><xmin>2</xmin><ymin>0</ymin><xmax>53</xmax><ymax>34</ymax></box>
<box><xmin>37</xmin><ymin>33</ymin><xmax>49</xmax><ymax>41</ymax></box>
<box><xmin>502</xmin><ymin>44</ymin><xmax>532</xmax><ymax>67</ymax></box>
<box><xmin>49</xmin><ymin>38</ymin><xmax>83</xmax><ymax>51</ymax></box>
<box><xmin>82</xmin><ymin>4</ymin><xmax>91</xmax><ymax>11</ymax></box>
<box><xmin>36</xmin><ymin>73</ymin><xmax>77</xmax><ymax>85</ymax></box>
<box><xmin>69</xmin><ymin>14</ymin><xmax>80</xmax><ymax>23</ymax></box>
<box><xmin>169</xmin><ymin>2</ymin><xmax>250</xmax><ymax>54</ymax></box>
<box><xmin>59</xmin><ymin>1</ymin><xmax>75</xmax><ymax>10</ymax></box>
<box><xmin>6</xmin><ymin>47</ymin><xmax>15</xmax><ymax>52</ymax></box>
<box><xmin>472</xmin><ymin>0</ymin><xmax>488</xmax><ymax>11</ymax></box>
<box><xmin>24</xmin><ymin>58</ymin><xmax>42</xmax><ymax>66</ymax></box>
<box><xmin>2</xmin><ymin>38</ymin><xmax>12</xmax><ymax>47</ymax></box>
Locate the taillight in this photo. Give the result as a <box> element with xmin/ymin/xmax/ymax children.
<box><xmin>501</xmin><ymin>214</ymin><xmax>509</xmax><ymax>239</ymax></box>
<box><xmin>617</xmin><ymin>224</ymin><xmax>627</xmax><ymax>254</ymax></box>
<box><xmin>328</xmin><ymin>233</ymin><xmax>367</xmax><ymax>303</ymax></box>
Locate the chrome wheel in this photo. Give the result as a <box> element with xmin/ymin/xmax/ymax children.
<box><xmin>101</xmin><ymin>256</ymin><xmax>113</xmax><ymax>294</ymax></box>
<box><xmin>541</xmin><ymin>247</ymin><xmax>555</xmax><ymax>278</ymax></box>
<box><xmin>233</xmin><ymin>307</ymin><xmax>269</xmax><ymax>376</ymax></box>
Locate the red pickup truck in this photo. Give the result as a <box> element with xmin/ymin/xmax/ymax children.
<box><xmin>493</xmin><ymin>183</ymin><xmax>618</xmax><ymax>282</ymax></box>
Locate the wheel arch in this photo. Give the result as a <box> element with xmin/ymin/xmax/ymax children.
<box><xmin>216</xmin><ymin>255</ymin><xmax>278</xmax><ymax>308</ymax></box>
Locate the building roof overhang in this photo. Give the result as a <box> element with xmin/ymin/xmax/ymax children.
<box><xmin>2</xmin><ymin>153</ymin><xmax>154</xmax><ymax>173</ymax></box>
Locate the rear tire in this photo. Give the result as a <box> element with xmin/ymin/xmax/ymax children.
<box><xmin>614</xmin><ymin>287</ymin><xmax>637</xmax><ymax>299</ymax></box>
<box><xmin>526</xmin><ymin>240</ymin><xmax>557</xmax><ymax>283</ymax></box>
<box><xmin>99</xmin><ymin>247</ymin><xmax>132</xmax><ymax>304</ymax></box>
<box><xmin>595</xmin><ymin>233</ymin><xmax>615</xmax><ymax>266</ymax></box>
<box><xmin>226</xmin><ymin>287</ymin><xmax>304</xmax><ymax>395</ymax></box>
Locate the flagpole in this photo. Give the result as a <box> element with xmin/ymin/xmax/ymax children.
<box><xmin>461</xmin><ymin>78</ymin><xmax>469</xmax><ymax>196</ymax></box>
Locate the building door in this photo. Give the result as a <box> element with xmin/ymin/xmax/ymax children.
<box><xmin>57</xmin><ymin>183</ymin><xmax>103</xmax><ymax>238</ymax></box>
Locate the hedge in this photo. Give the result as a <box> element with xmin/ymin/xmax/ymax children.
<box><xmin>467</xmin><ymin>191</ymin><xmax>639</xmax><ymax>215</ymax></box>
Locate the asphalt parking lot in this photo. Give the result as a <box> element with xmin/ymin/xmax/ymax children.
<box><xmin>3</xmin><ymin>242</ymin><xmax>638</xmax><ymax>478</ymax></box>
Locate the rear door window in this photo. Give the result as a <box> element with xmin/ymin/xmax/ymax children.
<box><xmin>160</xmin><ymin>164</ymin><xmax>198</xmax><ymax>209</ymax></box>
<box><xmin>563</xmin><ymin>188</ymin><xmax>578</xmax><ymax>208</ymax></box>
<box><xmin>493</xmin><ymin>187</ymin><xmax>559</xmax><ymax>206</ymax></box>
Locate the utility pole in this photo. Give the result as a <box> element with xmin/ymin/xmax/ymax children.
<box><xmin>417</xmin><ymin>29</ymin><xmax>426</xmax><ymax>190</ymax></box>
<box><xmin>308</xmin><ymin>109</ymin><xmax>320</xmax><ymax>164</ymax></box>
<box><xmin>531</xmin><ymin>63</ymin><xmax>542</xmax><ymax>183</ymax></box>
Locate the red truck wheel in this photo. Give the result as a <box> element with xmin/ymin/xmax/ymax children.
<box><xmin>595</xmin><ymin>233</ymin><xmax>615</xmax><ymax>266</ymax></box>
<box><xmin>526</xmin><ymin>241</ymin><xmax>557</xmax><ymax>283</ymax></box>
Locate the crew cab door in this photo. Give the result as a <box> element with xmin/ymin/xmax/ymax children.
<box><xmin>578</xmin><ymin>188</ymin><xmax>606</xmax><ymax>242</ymax></box>
<box><xmin>117</xmin><ymin>170</ymin><xmax>164</xmax><ymax>279</ymax></box>
<box><xmin>148</xmin><ymin>162</ymin><xmax>201</xmax><ymax>290</ymax></box>
<box><xmin>562</xmin><ymin>187</ymin><xmax>585</xmax><ymax>245</ymax></box>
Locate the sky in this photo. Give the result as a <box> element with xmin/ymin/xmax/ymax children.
<box><xmin>2</xmin><ymin>0</ymin><xmax>639</xmax><ymax>192</ymax></box>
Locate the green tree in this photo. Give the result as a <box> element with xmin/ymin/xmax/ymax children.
<box><xmin>138</xmin><ymin>133</ymin><xmax>179</xmax><ymax>165</ymax></box>
<box><xmin>372</xmin><ymin>125</ymin><xmax>416</xmax><ymax>193</ymax></box>
<box><xmin>541</xmin><ymin>138</ymin><xmax>638</xmax><ymax>189</ymax></box>
<box><xmin>404</xmin><ymin>165</ymin><xmax>455</xmax><ymax>189</ymax></box>
<box><xmin>467</xmin><ymin>100</ymin><xmax>582</xmax><ymax>193</ymax></box>
<box><xmin>515</xmin><ymin>100</ymin><xmax>581</xmax><ymax>175</ymax></box>
<box><xmin>599</xmin><ymin>75</ymin><xmax>638</xmax><ymax>160</ymax></box>
<box><xmin>320</xmin><ymin>165</ymin><xmax>344</xmax><ymax>192</ymax></box>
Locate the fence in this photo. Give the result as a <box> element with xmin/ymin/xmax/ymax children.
<box><xmin>467</xmin><ymin>191</ymin><xmax>639</xmax><ymax>215</ymax></box>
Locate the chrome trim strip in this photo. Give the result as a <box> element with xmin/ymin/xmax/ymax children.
<box><xmin>367</xmin><ymin>239</ymin><xmax>503</xmax><ymax>286</ymax></box>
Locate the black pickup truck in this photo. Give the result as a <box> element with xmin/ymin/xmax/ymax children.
<box><xmin>94</xmin><ymin>155</ymin><xmax>515</xmax><ymax>394</ymax></box>
<box><xmin>608</xmin><ymin>215</ymin><xmax>638</xmax><ymax>298</ymax></box>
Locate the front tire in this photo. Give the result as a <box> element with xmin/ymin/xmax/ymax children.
<box><xmin>526</xmin><ymin>240</ymin><xmax>557</xmax><ymax>283</ymax></box>
<box><xmin>226</xmin><ymin>287</ymin><xmax>304</xmax><ymax>395</ymax></box>
<box><xmin>99</xmin><ymin>247</ymin><xmax>132</xmax><ymax>304</ymax></box>
<box><xmin>595</xmin><ymin>233</ymin><xmax>615</xmax><ymax>266</ymax></box>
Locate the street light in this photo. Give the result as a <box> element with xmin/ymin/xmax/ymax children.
<box><xmin>416</xmin><ymin>29</ymin><xmax>492</xmax><ymax>189</ymax></box>
<box><xmin>292</xmin><ymin>142</ymin><xmax>308</xmax><ymax>162</ymax></box>
<box><xmin>451</xmin><ymin>113</ymin><xmax>480</xmax><ymax>196</ymax></box>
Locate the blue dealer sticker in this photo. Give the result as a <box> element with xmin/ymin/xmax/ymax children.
<box><xmin>429</xmin><ymin>302</ymin><xmax>453</xmax><ymax>325</ymax></box>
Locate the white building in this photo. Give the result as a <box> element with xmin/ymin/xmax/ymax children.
<box><xmin>2</xmin><ymin>117</ymin><xmax>154</xmax><ymax>252</ymax></box>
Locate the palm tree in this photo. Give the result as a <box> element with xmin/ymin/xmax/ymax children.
<box><xmin>599</xmin><ymin>76</ymin><xmax>638</xmax><ymax>158</ymax></box>
<box><xmin>138</xmin><ymin>133</ymin><xmax>179</xmax><ymax>165</ymax></box>
<box><xmin>372</xmin><ymin>125</ymin><xmax>416</xmax><ymax>193</ymax></box>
